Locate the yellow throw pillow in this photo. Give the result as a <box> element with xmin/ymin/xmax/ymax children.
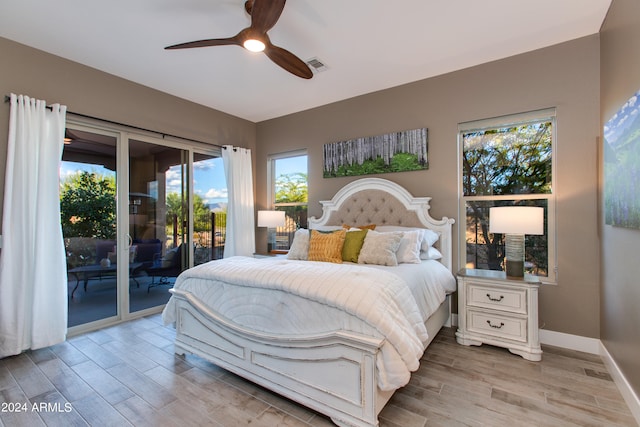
<box><xmin>308</xmin><ymin>229</ymin><xmax>346</xmax><ymax>263</ymax></box>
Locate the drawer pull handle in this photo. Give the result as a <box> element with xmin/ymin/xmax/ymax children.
<box><xmin>486</xmin><ymin>320</ymin><xmax>505</xmax><ymax>329</ymax></box>
<box><xmin>486</xmin><ymin>293</ymin><xmax>504</xmax><ymax>302</ymax></box>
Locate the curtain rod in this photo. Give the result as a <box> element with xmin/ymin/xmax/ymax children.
<box><xmin>4</xmin><ymin>95</ymin><xmax>227</xmax><ymax>150</ymax></box>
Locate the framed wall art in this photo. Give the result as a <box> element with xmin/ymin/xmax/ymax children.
<box><xmin>604</xmin><ymin>88</ymin><xmax>640</xmax><ymax>228</ymax></box>
<box><xmin>323</xmin><ymin>128</ymin><xmax>428</xmax><ymax>178</ymax></box>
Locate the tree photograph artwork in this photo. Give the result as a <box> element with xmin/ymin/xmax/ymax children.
<box><xmin>323</xmin><ymin>128</ymin><xmax>428</xmax><ymax>178</ymax></box>
<box><xmin>604</xmin><ymin>88</ymin><xmax>640</xmax><ymax>229</ymax></box>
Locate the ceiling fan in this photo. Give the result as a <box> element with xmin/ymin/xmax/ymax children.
<box><xmin>165</xmin><ymin>0</ymin><xmax>313</xmax><ymax>79</ymax></box>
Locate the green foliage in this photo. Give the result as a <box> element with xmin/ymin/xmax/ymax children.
<box><xmin>165</xmin><ymin>192</ymin><xmax>182</xmax><ymax>221</ymax></box>
<box><xmin>275</xmin><ymin>172</ymin><xmax>308</xmax><ymax>203</ymax></box>
<box><xmin>324</xmin><ymin>154</ymin><xmax>425</xmax><ymax>178</ymax></box>
<box><xmin>60</xmin><ymin>171</ymin><xmax>116</xmax><ymax>239</ymax></box>
<box><xmin>463</xmin><ymin>123</ymin><xmax>552</xmax><ymax>196</ymax></box>
<box><xmin>166</xmin><ymin>192</ymin><xmax>212</xmax><ymax>232</ymax></box>
<box><xmin>390</xmin><ymin>153</ymin><xmax>424</xmax><ymax>172</ymax></box>
<box><xmin>463</xmin><ymin>122</ymin><xmax>553</xmax><ymax>274</ymax></box>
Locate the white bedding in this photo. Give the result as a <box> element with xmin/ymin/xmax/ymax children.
<box><xmin>162</xmin><ymin>256</ymin><xmax>455</xmax><ymax>390</ymax></box>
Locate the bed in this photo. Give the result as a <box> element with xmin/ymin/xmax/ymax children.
<box><xmin>162</xmin><ymin>177</ymin><xmax>456</xmax><ymax>427</ymax></box>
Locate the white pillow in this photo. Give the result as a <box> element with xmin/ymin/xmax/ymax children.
<box><xmin>375</xmin><ymin>225</ymin><xmax>439</xmax><ymax>250</ymax></box>
<box><xmin>357</xmin><ymin>230</ymin><xmax>403</xmax><ymax>266</ymax></box>
<box><xmin>420</xmin><ymin>246</ymin><xmax>443</xmax><ymax>260</ymax></box>
<box><xmin>287</xmin><ymin>229</ymin><xmax>309</xmax><ymax>260</ymax></box>
<box><xmin>395</xmin><ymin>229</ymin><xmax>423</xmax><ymax>264</ymax></box>
<box><xmin>421</xmin><ymin>229</ymin><xmax>439</xmax><ymax>251</ymax></box>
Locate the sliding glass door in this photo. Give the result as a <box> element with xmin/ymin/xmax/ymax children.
<box><xmin>193</xmin><ymin>153</ymin><xmax>226</xmax><ymax>265</ymax></box>
<box><xmin>128</xmin><ymin>138</ymin><xmax>189</xmax><ymax>314</ymax></box>
<box><xmin>61</xmin><ymin>127</ymin><xmax>120</xmax><ymax>327</ymax></box>
<box><xmin>62</xmin><ymin>122</ymin><xmax>224</xmax><ymax>332</ymax></box>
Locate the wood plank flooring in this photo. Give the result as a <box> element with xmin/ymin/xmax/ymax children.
<box><xmin>0</xmin><ymin>314</ymin><xmax>636</xmax><ymax>427</ymax></box>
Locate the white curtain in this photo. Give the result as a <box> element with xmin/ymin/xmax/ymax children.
<box><xmin>222</xmin><ymin>145</ymin><xmax>255</xmax><ymax>257</ymax></box>
<box><xmin>0</xmin><ymin>94</ymin><xmax>68</xmax><ymax>357</ymax></box>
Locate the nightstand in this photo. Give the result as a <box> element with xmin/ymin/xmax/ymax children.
<box><xmin>455</xmin><ymin>268</ymin><xmax>542</xmax><ymax>361</ymax></box>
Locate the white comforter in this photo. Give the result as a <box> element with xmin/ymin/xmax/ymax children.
<box><xmin>162</xmin><ymin>256</ymin><xmax>455</xmax><ymax>390</ymax></box>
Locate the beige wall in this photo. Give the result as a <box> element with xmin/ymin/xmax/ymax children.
<box><xmin>257</xmin><ymin>35</ymin><xmax>602</xmax><ymax>338</ymax></box>
<box><xmin>600</xmin><ymin>0</ymin><xmax>640</xmax><ymax>398</ymax></box>
<box><xmin>0</xmin><ymin>37</ymin><xmax>257</xmax><ymax>224</ymax></box>
<box><xmin>0</xmin><ymin>33</ymin><xmax>609</xmax><ymax>341</ymax></box>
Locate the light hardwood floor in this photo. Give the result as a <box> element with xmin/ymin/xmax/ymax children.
<box><xmin>0</xmin><ymin>314</ymin><xmax>636</xmax><ymax>427</ymax></box>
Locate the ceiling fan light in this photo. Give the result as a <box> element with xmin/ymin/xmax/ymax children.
<box><xmin>243</xmin><ymin>38</ymin><xmax>265</xmax><ymax>52</ymax></box>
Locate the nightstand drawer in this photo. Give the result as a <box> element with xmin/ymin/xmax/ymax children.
<box><xmin>466</xmin><ymin>309</ymin><xmax>527</xmax><ymax>342</ymax></box>
<box><xmin>466</xmin><ymin>283</ymin><xmax>527</xmax><ymax>314</ymax></box>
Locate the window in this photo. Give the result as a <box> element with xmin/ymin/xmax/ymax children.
<box><xmin>459</xmin><ymin>109</ymin><xmax>556</xmax><ymax>282</ymax></box>
<box><xmin>268</xmin><ymin>151</ymin><xmax>308</xmax><ymax>250</ymax></box>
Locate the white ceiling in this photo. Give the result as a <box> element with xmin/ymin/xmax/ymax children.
<box><xmin>0</xmin><ymin>0</ymin><xmax>611</xmax><ymax>123</ymax></box>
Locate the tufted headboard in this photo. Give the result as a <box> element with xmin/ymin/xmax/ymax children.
<box><xmin>308</xmin><ymin>178</ymin><xmax>455</xmax><ymax>272</ymax></box>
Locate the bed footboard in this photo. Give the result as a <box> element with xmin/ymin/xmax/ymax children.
<box><xmin>170</xmin><ymin>289</ymin><xmax>390</xmax><ymax>427</ymax></box>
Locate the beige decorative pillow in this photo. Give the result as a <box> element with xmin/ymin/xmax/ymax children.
<box><xmin>308</xmin><ymin>229</ymin><xmax>346</xmax><ymax>263</ymax></box>
<box><xmin>287</xmin><ymin>229</ymin><xmax>310</xmax><ymax>260</ymax></box>
<box><xmin>376</xmin><ymin>225</ymin><xmax>440</xmax><ymax>255</ymax></box>
<box><xmin>358</xmin><ymin>231</ymin><xmax>403</xmax><ymax>266</ymax></box>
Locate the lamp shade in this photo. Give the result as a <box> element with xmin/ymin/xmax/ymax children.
<box><xmin>257</xmin><ymin>210</ymin><xmax>285</xmax><ymax>228</ymax></box>
<box><xmin>489</xmin><ymin>206</ymin><xmax>544</xmax><ymax>235</ymax></box>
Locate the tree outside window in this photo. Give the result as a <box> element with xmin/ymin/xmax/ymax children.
<box><xmin>460</xmin><ymin>109</ymin><xmax>555</xmax><ymax>280</ymax></box>
<box><xmin>269</xmin><ymin>153</ymin><xmax>308</xmax><ymax>250</ymax></box>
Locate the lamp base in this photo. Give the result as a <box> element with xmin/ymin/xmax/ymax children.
<box><xmin>505</xmin><ymin>233</ymin><xmax>525</xmax><ymax>278</ymax></box>
<box><xmin>505</xmin><ymin>260</ymin><xmax>524</xmax><ymax>278</ymax></box>
<box><xmin>267</xmin><ymin>227</ymin><xmax>275</xmax><ymax>253</ymax></box>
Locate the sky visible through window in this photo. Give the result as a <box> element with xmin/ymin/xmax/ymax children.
<box><xmin>60</xmin><ymin>154</ymin><xmax>307</xmax><ymax>208</ymax></box>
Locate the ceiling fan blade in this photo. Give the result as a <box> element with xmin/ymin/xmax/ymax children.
<box><xmin>250</xmin><ymin>0</ymin><xmax>286</xmax><ymax>33</ymax></box>
<box><xmin>264</xmin><ymin>43</ymin><xmax>313</xmax><ymax>79</ymax></box>
<box><xmin>165</xmin><ymin>36</ymin><xmax>240</xmax><ymax>50</ymax></box>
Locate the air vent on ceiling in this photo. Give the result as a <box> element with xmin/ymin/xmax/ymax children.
<box><xmin>306</xmin><ymin>57</ymin><xmax>328</xmax><ymax>73</ymax></box>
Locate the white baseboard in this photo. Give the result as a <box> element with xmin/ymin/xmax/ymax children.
<box><xmin>536</xmin><ymin>330</ymin><xmax>639</xmax><ymax>425</ymax></box>
<box><xmin>539</xmin><ymin>329</ymin><xmax>601</xmax><ymax>354</ymax></box>
<box><xmin>600</xmin><ymin>342</ymin><xmax>640</xmax><ymax>425</ymax></box>
<box><xmin>450</xmin><ymin>313</ymin><xmax>458</xmax><ymax>327</ymax></box>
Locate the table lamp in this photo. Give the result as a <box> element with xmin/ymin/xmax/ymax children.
<box><xmin>489</xmin><ymin>206</ymin><xmax>544</xmax><ymax>277</ymax></box>
<box><xmin>257</xmin><ymin>210</ymin><xmax>286</xmax><ymax>253</ymax></box>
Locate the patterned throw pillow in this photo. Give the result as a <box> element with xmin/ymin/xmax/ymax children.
<box><xmin>357</xmin><ymin>231</ymin><xmax>403</xmax><ymax>266</ymax></box>
<box><xmin>341</xmin><ymin>229</ymin><xmax>368</xmax><ymax>262</ymax></box>
<box><xmin>308</xmin><ymin>229</ymin><xmax>346</xmax><ymax>263</ymax></box>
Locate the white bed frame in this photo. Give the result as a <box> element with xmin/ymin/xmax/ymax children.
<box><xmin>169</xmin><ymin>178</ymin><xmax>455</xmax><ymax>427</ymax></box>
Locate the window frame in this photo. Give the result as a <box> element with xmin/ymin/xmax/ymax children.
<box><xmin>457</xmin><ymin>108</ymin><xmax>557</xmax><ymax>283</ymax></box>
<box><xmin>267</xmin><ymin>149</ymin><xmax>308</xmax><ymax>207</ymax></box>
<box><xmin>267</xmin><ymin>150</ymin><xmax>308</xmax><ymax>250</ymax></box>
